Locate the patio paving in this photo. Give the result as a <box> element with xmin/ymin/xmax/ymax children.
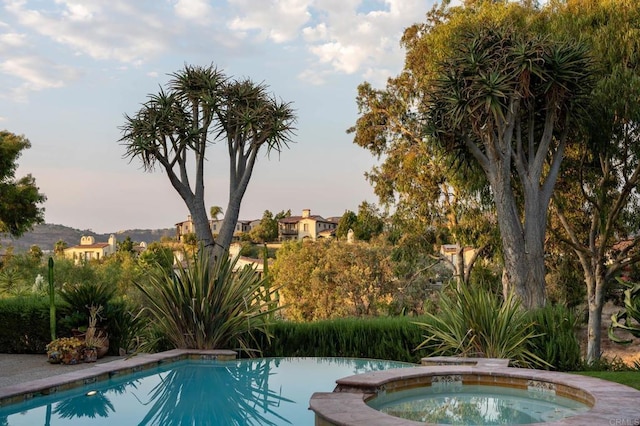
<box><xmin>0</xmin><ymin>353</ymin><xmax>123</xmax><ymax>389</ymax></box>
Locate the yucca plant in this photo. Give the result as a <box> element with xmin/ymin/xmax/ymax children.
<box><xmin>414</xmin><ymin>282</ymin><xmax>549</xmax><ymax>368</ymax></box>
<box><xmin>135</xmin><ymin>248</ymin><xmax>279</xmax><ymax>355</ymax></box>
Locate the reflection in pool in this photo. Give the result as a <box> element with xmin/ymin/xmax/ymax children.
<box><xmin>367</xmin><ymin>383</ymin><xmax>591</xmax><ymax>425</ymax></box>
<box><xmin>0</xmin><ymin>357</ymin><xmax>414</xmax><ymax>426</ymax></box>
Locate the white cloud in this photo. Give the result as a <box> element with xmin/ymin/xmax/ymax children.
<box><xmin>0</xmin><ymin>56</ymin><xmax>81</xmax><ymax>100</ymax></box>
<box><xmin>5</xmin><ymin>0</ymin><xmax>174</xmax><ymax>63</ymax></box>
<box><xmin>0</xmin><ymin>31</ymin><xmax>27</xmax><ymax>51</ymax></box>
<box><xmin>298</xmin><ymin>0</ymin><xmax>429</xmax><ymax>84</ymax></box>
<box><xmin>173</xmin><ymin>0</ymin><xmax>214</xmax><ymax>24</ymax></box>
<box><xmin>228</xmin><ymin>0</ymin><xmax>312</xmax><ymax>43</ymax></box>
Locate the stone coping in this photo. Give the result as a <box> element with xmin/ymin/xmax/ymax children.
<box><xmin>0</xmin><ymin>349</ymin><xmax>237</xmax><ymax>408</ymax></box>
<box><xmin>421</xmin><ymin>356</ymin><xmax>510</xmax><ymax>367</ymax></box>
<box><xmin>309</xmin><ymin>365</ymin><xmax>640</xmax><ymax>426</ymax></box>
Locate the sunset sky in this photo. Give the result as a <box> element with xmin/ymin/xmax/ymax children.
<box><xmin>1</xmin><ymin>0</ymin><xmax>441</xmax><ymax>233</ymax></box>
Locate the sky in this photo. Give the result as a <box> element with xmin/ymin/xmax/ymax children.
<box><xmin>1</xmin><ymin>0</ymin><xmax>441</xmax><ymax>234</ymax></box>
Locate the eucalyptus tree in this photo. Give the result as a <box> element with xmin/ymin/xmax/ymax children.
<box><xmin>120</xmin><ymin>65</ymin><xmax>296</xmax><ymax>260</ymax></box>
<box><xmin>0</xmin><ymin>131</ymin><xmax>46</xmax><ymax>237</ymax></box>
<box><xmin>548</xmin><ymin>0</ymin><xmax>640</xmax><ymax>363</ymax></box>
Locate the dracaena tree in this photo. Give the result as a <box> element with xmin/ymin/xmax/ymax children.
<box><xmin>120</xmin><ymin>65</ymin><xmax>296</xmax><ymax>260</ymax></box>
<box><xmin>419</xmin><ymin>4</ymin><xmax>594</xmax><ymax>308</ymax></box>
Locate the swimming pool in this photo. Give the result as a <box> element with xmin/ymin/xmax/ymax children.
<box><xmin>0</xmin><ymin>356</ymin><xmax>415</xmax><ymax>425</ymax></box>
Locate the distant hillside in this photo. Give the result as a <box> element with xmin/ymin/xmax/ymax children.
<box><xmin>0</xmin><ymin>223</ymin><xmax>175</xmax><ymax>253</ymax></box>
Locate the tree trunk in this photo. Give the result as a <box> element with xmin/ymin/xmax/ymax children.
<box><xmin>585</xmin><ymin>266</ymin><xmax>606</xmax><ymax>364</ymax></box>
<box><xmin>491</xmin><ymin>171</ymin><xmax>547</xmax><ymax>309</ymax></box>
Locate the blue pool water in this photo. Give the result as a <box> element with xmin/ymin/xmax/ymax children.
<box><xmin>0</xmin><ymin>357</ymin><xmax>414</xmax><ymax>425</ymax></box>
<box><xmin>367</xmin><ymin>383</ymin><xmax>591</xmax><ymax>424</ymax></box>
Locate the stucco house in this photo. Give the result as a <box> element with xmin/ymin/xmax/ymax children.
<box><xmin>64</xmin><ymin>235</ymin><xmax>117</xmax><ymax>263</ymax></box>
<box><xmin>278</xmin><ymin>209</ymin><xmax>338</xmax><ymax>241</ymax></box>
<box><xmin>176</xmin><ymin>216</ymin><xmax>256</xmax><ymax>242</ymax></box>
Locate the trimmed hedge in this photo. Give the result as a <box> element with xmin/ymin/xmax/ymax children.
<box><xmin>0</xmin><ymin>296</ymin><xmax>136</xmax><ymax>355</ymax></box>
<box><xmin>0</xmin><ymin>296</ymin><xmax>71</xmax><ymax>353</ymax></box>
<box><xmin>253</xmin><ymin>316</ymin><xmax>430</xmax><ymax>363</ymax></box>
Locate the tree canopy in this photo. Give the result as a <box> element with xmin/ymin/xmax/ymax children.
<box><xmin>0</xmin><ymin>131</ymin><xmax>46</xmax><ymax>238</ymax></box>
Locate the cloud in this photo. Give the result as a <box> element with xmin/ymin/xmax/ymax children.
<box><xmin>299</xmin><ymin>0</ymin><xmax>428</xmax><ymax>85</ymax></box>
<box><xmin>4</xmin><ymin>0</ymin><xmax>175</xmax><ymax>63</ymax></box>
<box><xmin>228</xmin><ymin>0</ymin><xmax>312</xmax><ymax>43</ymax></box>
<box><xmin>173</xmin><ymin>0</ymin><xmax>214</xmax><ymax>24</ymax></box>
<box><xmin>0</xmin><ymin>55</ymin><xmax>81</xmax><ymax>101</ymax></box>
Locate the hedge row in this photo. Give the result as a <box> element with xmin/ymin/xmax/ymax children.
<box><xmin>0</xmin><ymin>296</ymin><xmax>133</xmax><ymax>355</ymax></box>
<box><xmin>0</xmin><ymin>296</ymin><xmax>72</xmax><ymax>353</ymax></box>
<box><xmin>253</xmin><ymin>316</ymin><xmax>430</xmax><ymax>363</ymax></box>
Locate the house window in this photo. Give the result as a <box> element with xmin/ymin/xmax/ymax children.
<box><xmin>303</xmin><ymin>224</ymin><xmax>308</xmax><ymax>232</ymax></box>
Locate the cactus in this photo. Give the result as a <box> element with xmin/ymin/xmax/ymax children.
<box><xmin>48</xmin><ymin>257</ymin><xmax>56</xmax><ymax>341</ymax></box>
<box><xmin>608</xmin><ymin>279</ymin><xmax>640</xmax><ymax>344</ymax></box>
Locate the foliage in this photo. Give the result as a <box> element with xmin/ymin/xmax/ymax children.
<box><xmin>58</xmin><ymin>280</ymin><xmax>117</xmax><ymax>328</ymax></box>
<box><xmin>0</xmin><ymin>296</ymin><xmax>72</xmax><ymax>353</ymax></box>
<box><xmin>548</xmin><ymin>0</ymin><xmax>640</xmax><ymax>363</ymax></box>
<box><xmin>137</xmin><ymin>242</ymin><xmax>174</xmax><ymax>274</ymax></box>
<box><xmin>134</xmin><ymin>247</ymin><xmax>279</xmax><ymax>354</ymax></box>
<box><xmin>353</xmin><ymin>201</ymin><xmax>384</xmax><ymax>241</ymax></box>
<box><xmin>415</xmin><ymin>282</ymin><xmax>548</xmax><ymax>368</ymax></box>
<box><xmin>544</xmin><ymin>253</ymin><xmax>585</xmax><ymax>308</ymax></box>
<box><xmin>0</xmin><ymin>131</ymin><xmax>46</xmax><ymax>238</ymax></box>
<box><xmin>609</xmin><ymin>279</ymin><xmax>640</xmax><ymax>343</ymax></box>
<box><xmin>272</xmin><ymin>240</ymin><xmax>396</xmax><ymax>320</ymax></box>
<box><xmin>525</xmin><ymin>304</ymin><xmax>582</xmax><ymax>371</ymax></box>
<box><xmin>253</xmin><ymin>317</ymin><xmax>429</xmax><ymax>363</ymax></box>
<box><xmin>116</xmin><ymin>236</ymin><xmax>135</xmax><ymax>253</ymax></box>
<box><xmin>336</xmin><ymin>210</ymin><xmax>357</xmax><ymax>240</ymax></box>
<box><xmin>247</xmin><ymin>210</ymin><xmax>286</xmax><ymax>243</ymax></box>
<box><xmin>45</xmin><ymin>336</ymin><xmax>84</xmax><ymax>354</ymax></box>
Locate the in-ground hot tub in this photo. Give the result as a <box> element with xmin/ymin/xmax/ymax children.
<box><xmin>309</xmin><ymin>357</ymin><xmax>640</xmax><ymax>426</ymax></box>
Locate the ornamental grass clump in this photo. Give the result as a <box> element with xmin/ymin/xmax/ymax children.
<box><xmin>415</xmin><ymin>283</ymin><xmax>549</xmax><ymax>368</ymax></box>
<box><xmin>135</xmin><ymin>247</ymin><xmax>279</xmax><ymax>355</ymax></box>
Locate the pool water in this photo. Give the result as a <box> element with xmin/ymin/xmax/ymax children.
<box><xmin>367</xmin><ymin>383</ymin><xmax>591</xmax><ymax>425</ymax></box>
<box><xmin>0</xmin><ymin>357</ymin><xmax>414</xmax><ymax>425</ymax></box>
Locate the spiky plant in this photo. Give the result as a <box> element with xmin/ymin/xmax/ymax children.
<box><xmin>609</xmin><ymin>279</ymin><xmax>640</xmax><ymax>344</ymax></box>
<box><xmin>135</xmin><ymin>248</ymin><xmax>279</xmax><ymax>355</ymax></box>
<box><xmin>414</xmin><ymin>283</ymin><xmax>549</xmax><ymax>368</ymax></box>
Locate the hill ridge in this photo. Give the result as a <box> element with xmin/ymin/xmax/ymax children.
<box><xmin>0</xmin><ymin>223</ymin><xmax>174</xmax><ymax>253</ymax></box>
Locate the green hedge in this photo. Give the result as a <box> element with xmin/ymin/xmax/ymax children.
<box><xmin>526</xmin><ymin>304</ymin><xmax>582</xmax><ymax>371</ymax></box>
<box><xmin>252</xmin><ymin>316</ymin><xmax>430</xmax><ymax>363</ymax></box>
<box><xmin>0</xmin><ymin>296</ymin><xmax>137</xmax><ymax>355</ymax></box>
<box><xmin>0</xmin><ymin>296</ymin><xmax>72</xmax><ymax>353</ymax></box>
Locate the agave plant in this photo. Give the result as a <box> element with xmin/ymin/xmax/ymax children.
<box><xmin>609</xmin><ymin>279</ymin><xmax>640</xmax><ymax>344</ymax></box>
<box><xmin>414</xmin><ymin>283</ymin><xmax>549</xmax><ymax>368</ymax></box>
<box><xmin>135</xmin><ymin>247</ymin><xmax>279</xmax><ymax>353</ymax></box>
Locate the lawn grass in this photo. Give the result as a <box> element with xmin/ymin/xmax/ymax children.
<box><xmin>573</xmin><ymin>370</ymin><xmax>640</xmax><ymax>390</ymax></box>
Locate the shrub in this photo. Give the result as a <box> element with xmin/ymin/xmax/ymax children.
<box><xmin>0</xmin><ymin>296</ymin><xmax>72</xmax><ymax>353</ymax></box>
<box><xmin>526</xmin><ymin>304</ymin><xmax>582</xmax><ymax>371</ymax></box>
<box><xmin>414</xmin><ymin>282</ymin><xmax>549</xmax><ymax>368</ymax></box>
<box><xmin>135</xmin><ymin>248</ymin><xmax>279</xmax><ymax>354</ymax></box>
